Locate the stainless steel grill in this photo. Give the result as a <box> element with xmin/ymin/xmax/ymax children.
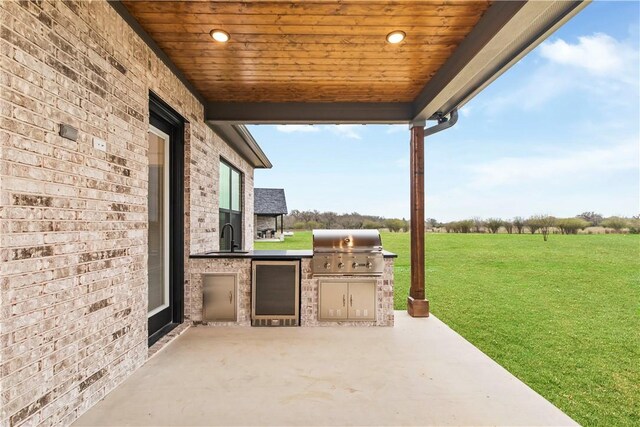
<box><xmin>312</xmin><ymin>229</ymin><xmax>384</xmax><ymax>276</ymax></box>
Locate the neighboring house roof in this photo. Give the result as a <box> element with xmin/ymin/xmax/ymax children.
<box><xmin>254</xmin><ymin>188</ymin><xmax>288</xmax><ymax>215</ymax></box>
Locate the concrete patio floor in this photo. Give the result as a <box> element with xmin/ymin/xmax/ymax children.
<box><xmin>74</xmin><ymin>312</ymin><xmax>576</xmax><ymax>426</ymax></box>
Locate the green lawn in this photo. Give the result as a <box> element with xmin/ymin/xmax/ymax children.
<box><xmin>256</xmin><ymin>231</ymin><xmax>640</xmax><ymax>427</ymax></box>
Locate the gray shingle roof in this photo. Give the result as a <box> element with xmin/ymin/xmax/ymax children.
<box><xmin>254</xmin><ymin>188</ymin><xmax>288</xmax><ymax>215</ymax></box>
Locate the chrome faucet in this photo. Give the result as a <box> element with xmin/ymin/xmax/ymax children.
<box><xmin>221</xmin><ymin>223</ymin><xmax>239</xmax><ymax>252</ymax></box>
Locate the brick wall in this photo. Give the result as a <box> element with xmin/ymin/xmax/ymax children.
<box><xmin>0</xmin><ymin>1</ymin><xmax>254</xmax><ymax>425</ymax></box>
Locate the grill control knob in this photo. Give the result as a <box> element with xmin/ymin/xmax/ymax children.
<box><xmin>338</xmin><ymin>262</ymin><xmax>344</xmax><ymax>269</ymax></box>
<box><xmin>352</xmin><ymin>262</ymin><xmax>359</xmax><ymax>269</ymax></box>
<box><xmin>324</xmin><ymin>262</ymin><xmax>331</xmax><ymax>269</ymax></box>
<box><xmin>366</xmin><ymin>262</ymin><xmax>373</xmax><ymax>269</ymax></box>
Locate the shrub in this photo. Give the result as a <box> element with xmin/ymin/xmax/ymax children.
<box><xmin>503</xmin><ymin>221</ymin><xmax>514</xmax><ymax>234</ymax></box>
<box><xmin>443</xmin><ymin>220</ymin><xmax>474</xmax><ymax>233</ymax></box>
<box><xmin>528</xmin><ymin>215</ymin><xmax>556</xmax><ymax>241</ymax></box>
<box><xmin>513</xmin><ymin>217</ymin><xmax>525</xmax><ymax>234</ymax></box>
<box><xmin>385</xmin><ymin>218</ymin><xmax>407</xmax><ymax>232</ymax></box>
<box><xmin>577</xmin><ymin>211</ymin><xmax>604</xmax><ymax>226</ymax></box>
<box><xmin>445</xmin><ymin>221</ymin><xmax>461</xmax><ymax>233</ymax></box>
<box><xmin>362</xmin><ymin>219</ymin><xmax>383</xmax><ymax>229</ymax></box>
<box><xmin>426</xmin><ymin>218</ymin><xmax>440</xmax><ymax>229</ymax></box>
<box><xmin>459</xmin><ymin>219</ymin><xmax>474</xmax><ymax>233</ymax></box>
<box><xmin>447</xmin><ymin>222</ymin><xmax>457</xmax><ymax>233</ymax></box>
<box><xmin>556</xmin><ymin>218</ymin><xmax>590</xmax><ymax>234</ymax></box>
<box><xmin>306</xmin><ymin>220</ymin><xmax>324</xmax><ymax>230</ymax></box>
<box><xmin>526</xmin><ymin>217</ymin><xmax>540</xmax><ymax>234</ymax></box>
<box><xmin>472</xmin><ymin>217</ymin><xmax>485</xmax><ymax>233</ymax></box>
<box><xmin>540</xmin><ymin>215</ymin><xmax>556</xmax><ymax>241</ymax></box>
<box><xmin>486</xmin><ymin>218</ymin><xmax>503</xmax><ymax>234</ymax></box>
<box><xmin>601</xmin><ymin>217</ymin><xmax>628</xmax><ymax>232</ymax></box>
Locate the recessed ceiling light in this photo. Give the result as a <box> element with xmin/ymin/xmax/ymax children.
<box><xmin>210</xmin><ymin>29</ymin><xmax>230</xmax><ymax>43</ymax></box>
<box><xmin>386</xmin><ymin>30</ymin><xmax>406</xmax><ymax>44</ymax></box>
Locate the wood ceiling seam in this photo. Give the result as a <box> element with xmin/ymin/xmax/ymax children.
<box><xmin>139</xmin><ymin>25</ymin><xmax>477</xmax><ymax>36</ymax></box>
<box><xmin>132</xmin><ymin>14</ymin><xmax>483</xmax><ymax>27</ymax></box>
<box><xmin>123</xmin><ymin>1</ymin><xmax>491</xmax><ymax>17</ymax></box>
<box><xmin>149</xmin><ymin>34</ymin><xmax>468</xmax><ymax>43</ymax></box>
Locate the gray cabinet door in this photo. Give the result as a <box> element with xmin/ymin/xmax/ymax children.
<box><xmin>319</xmin><ymin>281</ymin><xmax>348</xmax><ymax>320</ymax></box>
<box><xmin>347</xmin><ymin>280</ymin><xmax>376</xmax><ymax>321</ymax></box>
<box><xmin>203</xmin><ymin>274</ymin><xmax>236</xmax><ymax>321</ymax></box>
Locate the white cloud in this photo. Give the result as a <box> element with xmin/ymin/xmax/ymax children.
<box><xmin>394</xmin><ymin>157</ymin><xmax>409</xmax><ymax>168</ymax></box>
<box><xmin>459</xmin><ymin>105</ymin><xmax>473</xmax><ymax>118</ymax></box>
<box><xmin>326</xmin><ymin>124</ymin><xmax>364</xmax><ymax>140</ymax></box>
<box><xmin>484</xmin><ymin>32</ymin><xmax>639</xmax><ymax>113</ymax></box>
<box><xmin>539</xmin><ymin>33</ymin><xmax>637</xmax><ymax>83</ymax></box>
<box><xmin>467</xmin><ymin>139</ymin><xmax>639</xmax><ymax>188</ymax></box>
<box><xmin>486</xmin><ymin>69</ymin><xmax>571</xmax><ymax>112</ymax></box>
<box><xmin>386</xmin><ymin>124</ymin><xmax>408</xmax><ymax>134</ymax></box>
<box><xmin>275</xmin><ymin>125</ymin><xmax>319</xmax><ymax>133</ymax></box>
<box><xmin>274</xmin><ymin>124</ymin><xmax>366</xmax><ymax>140</ymax></box>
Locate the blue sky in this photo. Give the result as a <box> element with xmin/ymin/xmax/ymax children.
<box><xmin>249</xmin><ymin>1</ymin><xmax>640</xmax><ymax>222</ymax></box>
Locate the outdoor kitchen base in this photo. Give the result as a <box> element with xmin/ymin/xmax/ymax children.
<box><xmin>301</xmin><ymin>258</ymin><xmax>394</xmax><ymax>327</ymax></box>
<box><xmin>188</xmin><ymin>251</ymin><xmax>395</xmax><ymax>327</ymax></box>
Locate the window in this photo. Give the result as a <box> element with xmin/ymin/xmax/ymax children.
<box><xmin>219</xmin><ymin>160</ymin><xmax>242</xmax><ymax>250</ymax></box>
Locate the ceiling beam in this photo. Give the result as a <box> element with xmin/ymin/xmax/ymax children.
<box><xmin>205</xmin><ymin>102</ymin><xmax>414</xmax><ymax>124</ymax></box>
<box><xmin>412</xmin><ymin>0</ymin><xmax>589</xmax><ymax>122</ymax></box>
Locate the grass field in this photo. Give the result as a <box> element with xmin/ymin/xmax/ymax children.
<box><xmin>256</xmin><ymin>231</ymin><xmax>640</xmax><ymax>427</ymax></box>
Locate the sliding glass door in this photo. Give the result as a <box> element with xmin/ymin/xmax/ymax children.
<box><xmin>148</xmin><ymin>126</ymin><xmax>170</xmax><ymax>319</ymax></box>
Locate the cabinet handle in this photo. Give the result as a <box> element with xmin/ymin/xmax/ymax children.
<box><xmin>343</xmin><ymin>294</ymin><xmax>346</xmax><ymax>307</ymax></box>
<box><xmin>350</xmin><ymin>295</ymin><xmax>353</xmax><ymax>307</ymax></box>
<box><xmin>229</xmin><ymin>291</ymin><xmax>233</xmax><ymax>304</ymax></box>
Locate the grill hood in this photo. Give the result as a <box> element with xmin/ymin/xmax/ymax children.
<box><xmin>312</xmin><ymin>229</ymin><xmax>382</xmax><ymax>253</ymax></box>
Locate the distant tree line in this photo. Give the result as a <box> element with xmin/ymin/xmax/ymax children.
<box><xmin>441</xmin><ymin>212</ymin><xmax>640</xmax><ymax>240</ymax></box>
<box><xmin>284</xmin><ymin>210</ymin><xmax>409</xmax><ymax>232</ymax></box>
<box><xmin>284</xmin><ymin>210</ymin><xmax>640</xmax><ymax>238</ymax></box>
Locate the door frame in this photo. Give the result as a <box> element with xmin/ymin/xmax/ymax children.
<box><xmin>148</xmin><ymin>92</ymin><xmax>185</xmax><ymax>346</ymax></box>
<box><xmin>147</xmin><ymin>125</ymin><xmax>171</xmax><ymax>319</ymax></box>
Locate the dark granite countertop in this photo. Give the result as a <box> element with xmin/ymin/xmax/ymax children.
<box><xmin>189</xmin><ymin>249</ymin><xmax>397</xmax><ymax>259</ymax></box>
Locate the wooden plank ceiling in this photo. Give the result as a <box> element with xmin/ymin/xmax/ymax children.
<box><xmin>122</xmin><ymin>1</ymin><xmax>492</xmax><ymax>103</ymax></box>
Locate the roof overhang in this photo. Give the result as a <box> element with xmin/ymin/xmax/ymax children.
<box><xmin>210</xmin><ymin>124</ymin><xmax>273</xmax><ymax>169</ymax></box>
<box><xmin>412</xmin><ymin>0</ymin><xmax>587</xmax><ymax>122</ymax></box>
<box><xmin>203</xmin><ymin>1</ymin><xmax>588</xmax><ymax>125</ymax></box>
<box><xmin>110</xmin><ymin>1</ymin><xmax>589</xmax><ymax>125</ymax></box>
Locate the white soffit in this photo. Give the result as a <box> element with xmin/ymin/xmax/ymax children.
<box><xmin>415</xmin><ymin>0</ymin><xmax>591</xmax><ymax>122</ymax></box>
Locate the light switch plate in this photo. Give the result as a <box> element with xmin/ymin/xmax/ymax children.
<box><xmin>93</xmin><ymin>137</ymin><xmax>106</xmax><ymax>151</ymax></box>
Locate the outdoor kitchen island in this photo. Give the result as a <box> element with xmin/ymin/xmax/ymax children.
<box><xmin>189</xmin><ymin>246</ymin><xmax>396</xmax><ymax>328</ymax></box>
